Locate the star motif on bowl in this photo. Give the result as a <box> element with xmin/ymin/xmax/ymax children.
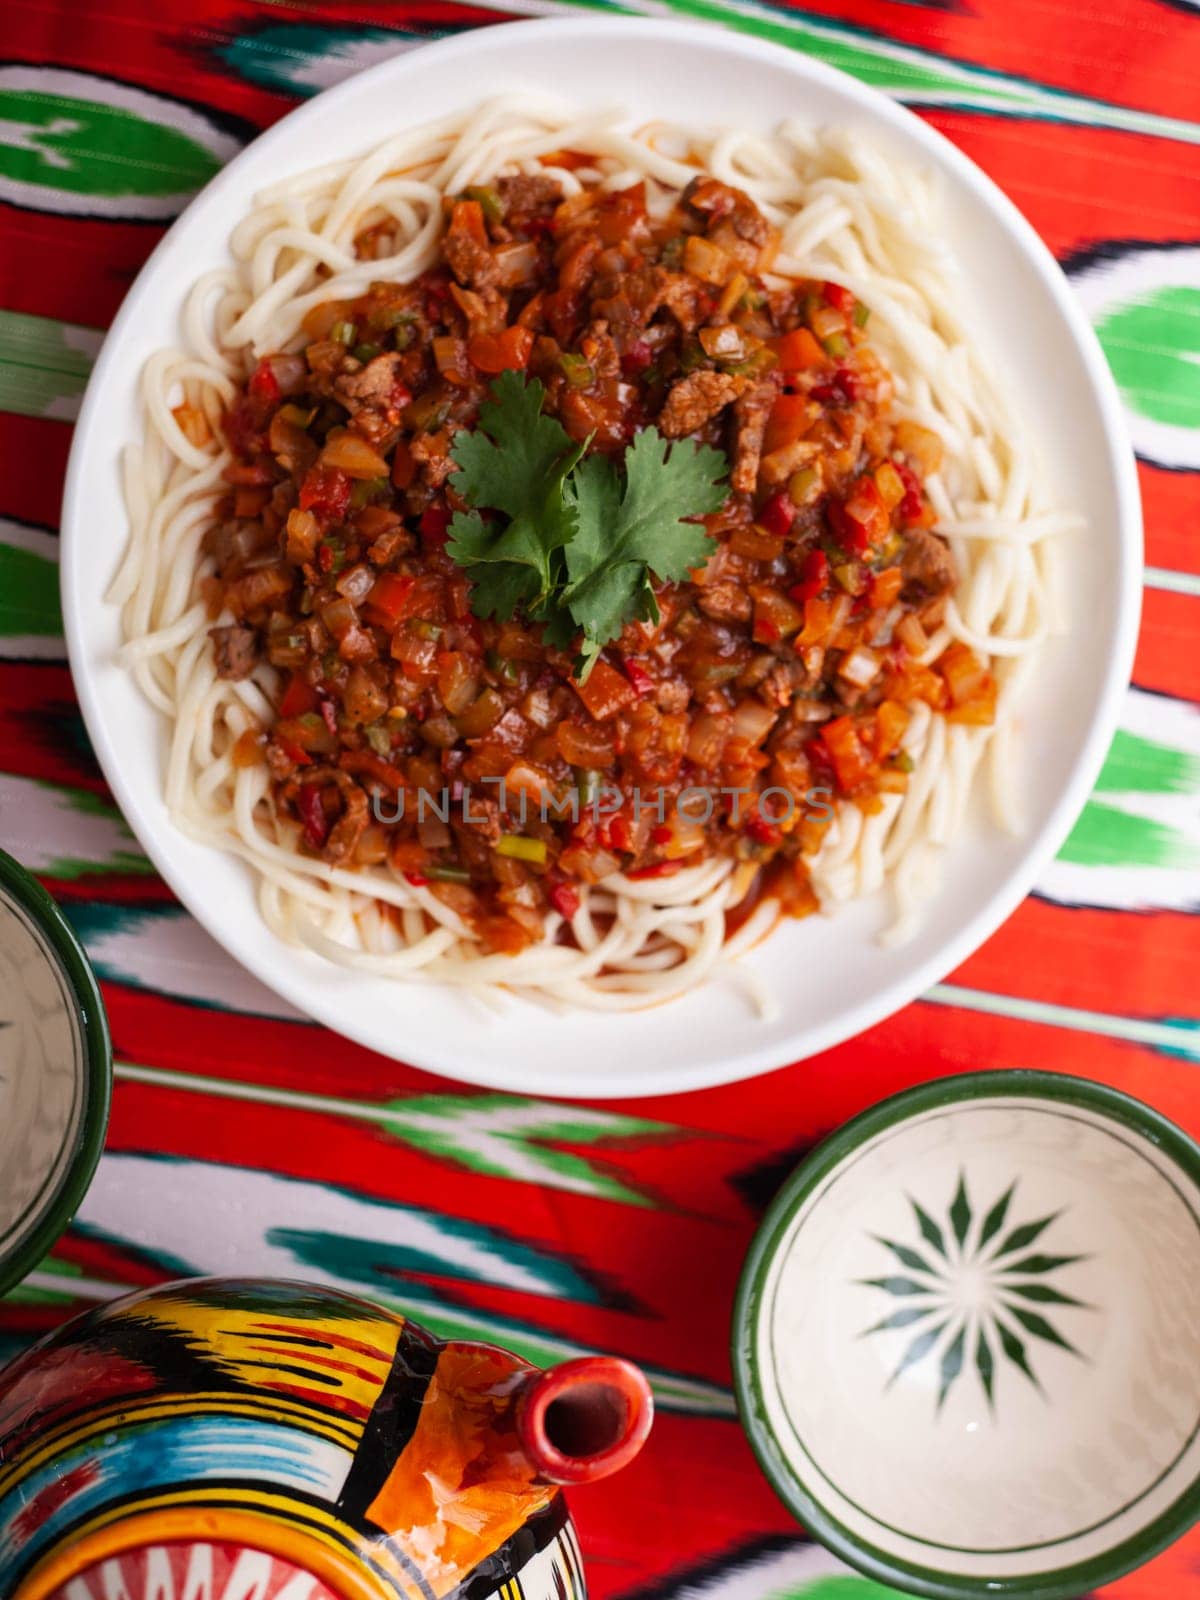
<box><xmin>856</xmin><ymin>1175</ymin><xmax>1093</xmax><ymax>1411</ymax></box>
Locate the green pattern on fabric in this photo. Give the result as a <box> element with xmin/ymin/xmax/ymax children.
<box><xmin>382</xmin><ymin>1093</ymin><xmax>671</xmax><ymax>1207</ymax></box>
<box><xmin>770</xmin><ymin>1579</ymin><xmax>901</xmax><ymax>1599</ymax></box>
<box><xmin>1094</xmin><ymin>728</ymin><xmax>1200</xmax><ymax>797</ymax></box>
<box><xmin>0</xmin><ymin>542</ymin><xmax>60</xmax><ymax>635</ymax></box>
<box><xmin>1096</xmin><ymin>286</ymin><xmax>1200</xmax><ymax>429</ymax></box>
<box><xmin>1059</xmin><ymin>801</ymin><xmax>1200</xmax><ymax>870</ymax></box>
<box><xmin>0</xmin><ymin>87</ymin><xmax>220</xmax><ymax>199</ymax></box>
<box><xmin>0</xmin><ymin>309</ymin><xmax>100</xmax><ymax>421</ymax></box>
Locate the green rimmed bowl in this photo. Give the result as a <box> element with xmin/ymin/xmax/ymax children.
<box><xmin>732</xmin><ymin>1071</ymin><xmax>1200</xmax><ymax>1600</ymax></box>
<box><xmin>0</xmin><ymin>848</ymin><xmax>111</xmax><ymax>1298</ymax></box>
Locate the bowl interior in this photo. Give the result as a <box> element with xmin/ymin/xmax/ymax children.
<box><xmin>60</xmin><ymin>19</ymin><xmax>1140</xmax><ymax>1096</ymax></box>
<box><xmin>0</xmin><ymin>856</ymin><xmax>110</xmax><ymax>1294</ymax></box>
<box><xmin>736</xmin><ymin>1077</ymin><xmax>1200</xmax><ymax>1597</ymax></box>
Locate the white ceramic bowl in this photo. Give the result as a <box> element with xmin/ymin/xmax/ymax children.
<box><xmin>60</xmin><ymin>19</ymin><xmax>1141</xmax><ymax>1098</ymax></box>
<box><xmin>733</xmin><ymin>1072</ymin><xmax>1200</xmax><ymax>1598</ymax></box>
<box><xmin>0</xmin><ymin>848</ymin><xmax>111</xmax><ymax>1295</ymax></box>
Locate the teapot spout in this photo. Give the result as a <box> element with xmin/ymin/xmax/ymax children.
<box><xmin>517</xmin><ymin>1356</ymin><xmax>654</xmax><ymax>1485</ymax></box>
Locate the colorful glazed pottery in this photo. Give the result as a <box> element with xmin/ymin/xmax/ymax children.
<box><xmin>0</xmin><ymin>1276</ymin><xmax>653</xmax><ymax>1600</ymax></box>
<box><xmin>733</xmin><ymin>1071</ymin><xmax>1200</xmax><ymax>1600</ymax></box>
<box><xmin>0</xmin><ymin>847</ymin><xmax>111</xmax><ymax>1298</ymax></box>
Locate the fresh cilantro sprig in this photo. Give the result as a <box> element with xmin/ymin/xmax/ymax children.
<box><xmin>445</xmin><ymin>371</ymin><xmax>728</xmax><ymax>680</ymax></box>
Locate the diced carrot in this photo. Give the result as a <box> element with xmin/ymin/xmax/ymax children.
<box><xmin>869</xmin><ymin>567</ymin><xmax>904</xmax><ymax>608</ymax></box>
<box><xmin>820</xmin><ymin>715</ymin><xmax>875</xmax><ymax>793</ymax></box>
<box><xmin>576</xmin><ymin>659</ymin><xmax>637</xmax><ymax>721</ymax></box>
<box><xmin>771</xmin><ymin>327</ymin><xmax>825</xmax><ymax>372</ymax></box>
<box><xmin>763</xmin><ymin>393</ymin><xmax>812</xmax><ymax>456</ymax></box>
<box><xmin>874</xmin><ymin>699</ymin><xmax>910</xmax><ymax>759</ymax></box>
<box><xmin>468</xmin><ymin>325</ymin><xmax>534</xmax><ymax>374</ymax></box>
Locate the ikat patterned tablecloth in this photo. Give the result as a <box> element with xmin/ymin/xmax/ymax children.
<box><xmin>1</xmin><ymin>2</ymin><xmax>1199</xmax><ymax>1596</ymax></box>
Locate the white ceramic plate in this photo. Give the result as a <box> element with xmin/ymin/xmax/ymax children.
<box><xmin>60</xmin><ymin>18</ymin><xmax>1141</xmax><ymax>1099</ymax></box>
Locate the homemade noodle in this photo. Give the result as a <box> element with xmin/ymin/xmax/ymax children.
<box><xmin>113</xmin><ymin>97</ymin><xmax>1069</xmax><ymax>1013</ymax></box>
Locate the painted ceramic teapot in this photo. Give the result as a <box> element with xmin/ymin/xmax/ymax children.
<box><xmin>0</xmin><ymin>1277</ymin><xmax>653</xmax><ymax>1600</ymax></box>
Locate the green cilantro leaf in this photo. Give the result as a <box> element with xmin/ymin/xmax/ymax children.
<box><xmin>562</xmin><ymin>431</ymin><xmax>725</xmax><ymax>660</ymax></box>
<box><xmin>444</xmin><ymin>374</ymin><xmax>729</xmax><ymax>680</ymax></box>
<box><xmin>446</xmin><ymin>371</ymin><xmax>584</xmax><ymax>610</ymax></box>
<box><xmin>449</xmin><ymin>369</ymin><xmax>578</xmax><ymax>521</ymax></box>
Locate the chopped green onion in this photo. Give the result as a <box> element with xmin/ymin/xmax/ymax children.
<box><xmin>832</xmin><ymin>562</ymin><xmax>865</xmax><ymax>595</ymax></box>
<box><xmin>350</xmin><ymin>476</ymin><xmax>391</xmax><ymax>510</ymax></box>
<box><xmin>393</xmin><ymin>324</ymin><xmax>415</xmax><ymax>352</ymax></box>
<box><xmin>279</xmin><ymin>403</ymin><xmax>317</xmax><ymax>428</ymax></box>
<box><xmin>319</xmin><ymin>537</ymin><xmax>346</xmax><ymax>575</ymax></box>
<box><xmin>575</xmin><ymin>768</ymin><xmax>602</xmax><ymax>806</ymax></box>
<box><xmin>854</xmin><ymin>301</ymin><xmax>871</xmax><ymax>328</ymax></box>
<box><xmin>660</xmin><ymin>237</ymin><xmax>685</xmax><ymax>269</ymax></box>
<box><xmin>890</xmin><ymin>750</ymin><xmax>914</xmax><ymax>773</ymax></box>
<box><xmin>486</xmin><ymin>648</ymin><xmax>519</xmax><ymax>683</ymax></box>
<box><xmin>330</xmin><ymin>320</ymin><xmax>355</xmax><ymax>346</ymax></box>
<box><xmin>365</xmin><ymin>723</ymin><xmax>392</xmax><ymax>756</ymax></box>
<box><xmin>679</xmin><ymin>337</ymin><xmax>708</xmax><ymax>374</ymax></box>
<box><xmin>740</xmin><ymin>287</ymin><xmax>766</xmax><ymax>310</ymax></box>
<box><xmin>352</xmin><ymin>341</ymin><xmax>382</xmax><ymax>364</ymax></box>
<box><xmin>413</xmin><ymin>620</ymin><xmax>442</xmax><ymax>641</ymax></box>
<box><xmin>822</xmin><ymin>333</ymin><xmax>848</xmax><ymax>359</ymax></box>
<box><xmin>560</xmin><ymin>352</ymin><xmax>595</xmax><ymax>389</ymax></box>
<box><xmin>375</xmin><ymin>306</ymin><xmax>417</xmax><ymax>330</ymax></box>
<box><xmin>495</xmin><ymin>834</ymin><xmax>548</xmax><ymax>864</ymax></box>
<box><xmin>429</xmin><ymin>862</ymin><xmax>472</xmax><ymax>884</ymax></box>
<box><xmin>463</xmin><ymin>185</ymin><xmax>503</xmax><ymax>224</ymax></box>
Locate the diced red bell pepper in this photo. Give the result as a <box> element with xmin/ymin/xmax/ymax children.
<box><xmin>405</xmin><ymin>871</ymin><xmax>430</xmax><ymax>888</ymax></box>
<box><xmin>789</xmin><ymin>549</ymin><xmax>829</xmax><ymax>604</ymax></box>
<box><xmin>745</xmin><ymin>808</ymin><xmax>782</xmax><ymax>846</ymax></box>
<box><xmin>299</xmin><ymin>465</ymin><xmax>351</xmax><ymax>520</ymax></box>
<box><xmin>621</xmin><ymin>338</ymin><xmax>653</xmax><ymax>376</ymax></box>
<box><xmin>622</xmin><ymin>658</ymin><xmax>655</xmax><ymax>699</ymax></box>
<box><xmin>626</xmin><ymin>860</ymin><xmax>683</xmax><ymax>881</ymax></box>
<box><xmin>248</xmin><ymin>359</ymin><xmax>281</xmax><ymax>406</ymax></box>
<box><xmin>650</xmin><ymin>824</ymin><xmax>674</xmax><ymax>846</ymax></box>
<box><xmin>549</xmin><ymin>881</ymin><xmax>581</xmax><ymax>920</ymax></box>
<box><xmin>758</xmin><ymin>490</ymin><xmax>795</xmax><ymax>540</ymax></box>
<box><xmin>823</xmin><ymin>281</ymin><xmax>855</xmax><ymax>316</ymax></box>
<box><xmin>297</xmin><ymin>785</ymin><xmax>330</xmax><ymax>849</ymax></box>
<box><xmin>365</xmin><ymin>572</ymin><xmax>416</xmax><ymax>626</ymax></box>
<box><xmin>278</xmin><ymin>672</ymin><xmax>319</xmax><ymax>719</ymax></box>
<box><xmin>277</xmin><ymin>736</ymin><xmax>312</xmax><ymax>769</ymax></box>
<box><xmin>894</xmin><ymin>459</ymin><xmax>925</xmax><ymax>523</ymax></box>
<box><xmin>811</xmin><ymin>367</ymin><xmax>860</xmax><ymax>406</ymax></box>
<box><xmin>831</xmin><ymin>476</ymin><xmax>889</xmax><ymax>557</ymax></box>
<box><xmin>339</xmin><ymin>750</ymin><xmax>407</xmax><ymax>790</ymax></box>
<box><xmin>420</xmin><ymin>505</ymin><xmax>451</xmax><ymax>548</ymax></box>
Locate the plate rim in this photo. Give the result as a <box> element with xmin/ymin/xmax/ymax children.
<box><xmin>59</xmin><ymin>15</ymin><xmax>1144</xmax><ymax>1099</ymax></box>
<box><xmin>0</xmin><ymin>847</ymin><xmax>112</xmax><ymax>1297</ymax></box>
<box><xmin>730</xmin><ymin>1069</ymin><xmax>1200</xmax><ymax>1598</ymax></box>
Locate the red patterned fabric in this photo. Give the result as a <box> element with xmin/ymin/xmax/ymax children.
<box><xmin>1</xmin><ymin>3</ymin><xmax>1198</xmax><ymax>1597</ymax></box>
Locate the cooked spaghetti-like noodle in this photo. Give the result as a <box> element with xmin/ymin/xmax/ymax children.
<box><xmin>113</xmin><ymin>96</ymin><xmax>1069</xmax><ymax>1013</ymax></box>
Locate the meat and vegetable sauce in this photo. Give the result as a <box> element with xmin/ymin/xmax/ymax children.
<box><xmin>195</xmin><ymin>162</ymin><xmax>995</xmax><ymax>957</ymax></box>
